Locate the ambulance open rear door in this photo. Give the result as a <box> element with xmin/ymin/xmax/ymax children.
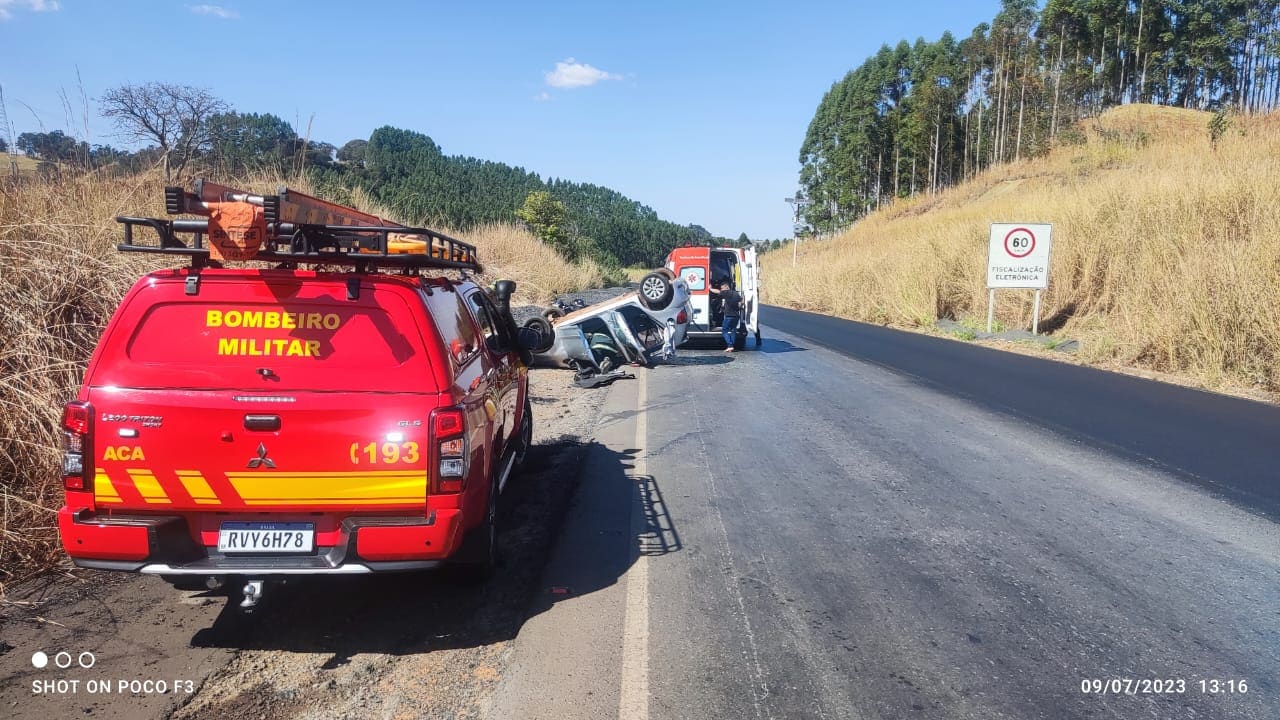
<box><xmin>741</xmin><ymin>247</ymin><xmax>760</xmax><ymax>344</ymax></box>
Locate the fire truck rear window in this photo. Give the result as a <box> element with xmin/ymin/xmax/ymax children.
<box><xmin>122</xmin><ymin>297</ymin><xmax>428</xmax><ymax>384</ymax></box>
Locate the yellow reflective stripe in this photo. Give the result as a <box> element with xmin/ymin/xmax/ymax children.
<box><xmin>94</xmin><ymin>469</ymin><xmax>122</xmax><ymax>503</ymax></box>
<box><xmin>225</xmin><ymin>471</ymin><xmax>424</xmax><ymax>503</ymax></box>
<box><xmin>223</xmin><ymin>471</ymin><xmax>426</xmax><ymax>479</ymax></box>
<box><xmin>176</xmin><ymin>470</ymin><xmax>220</xmax><ymax>505</ymax></box>
<box><xmin>126</xmin><ymin>469</ymin><xmax>170</xmax><ymax>504</ymax></box>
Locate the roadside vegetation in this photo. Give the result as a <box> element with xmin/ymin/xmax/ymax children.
<box><xmin>0</xmin><ymin>168</ymin><xmax>608</xmax><ymax>590</ymax></box>
<box><xmin>763</xmin><ymin>104</ymin><xmax>1280</xmax><ymax>398</ymax></box>
<box><xmin>796</xmin><ymin>0</ymin><xmax>1279</xmax><ymax>232</ymax></box>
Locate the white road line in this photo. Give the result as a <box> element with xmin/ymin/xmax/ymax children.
<box><xmin>618</xmin><ymin>368</ymin><xmax>650</xmax><ymax>720</ymax></box>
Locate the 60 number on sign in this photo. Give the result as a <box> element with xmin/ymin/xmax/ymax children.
<box><xmin>1003</xmin><ymin>227</ymin><xmax>1036</xmax><ymax>258</ymax></box>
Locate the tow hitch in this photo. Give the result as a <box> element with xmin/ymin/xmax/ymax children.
<box><xmin>240</xmin><ymin>579</ymin><xmax>265</xmax><ymax>611</ymax></box>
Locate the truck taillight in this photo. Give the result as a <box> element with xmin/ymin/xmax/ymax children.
<box><xmin>61</xmin><ymin>401</ymin><xmax>92</xmax><ymax>492</ymax></box>
<box><xmin>431</xmin><ymin>407</ymin><xmax>467</xmax><ymax>494</ymax></box>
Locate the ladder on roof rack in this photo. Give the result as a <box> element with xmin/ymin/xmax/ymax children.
<box><xmin>116</xmin><ymin>178</ymin><xmax>482</xmax><ymax>273</ymax></box>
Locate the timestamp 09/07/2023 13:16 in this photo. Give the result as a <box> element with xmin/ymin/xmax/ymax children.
<box><xmin>1080</xmin><ymin>678</ymin><xmax>1249</xmax><ymax>696</ymax></box>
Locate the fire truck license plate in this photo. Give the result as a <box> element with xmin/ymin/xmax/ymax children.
<box><xmin>217</xmin><ymin>522</ymin><xmax>315</xmax><ymax>553</ymax></box>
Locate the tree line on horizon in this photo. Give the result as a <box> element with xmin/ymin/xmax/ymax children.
<box><xmin>309</xmin><ymin>125</ymin><xmax>742</xmax><ymax>267</ymax></box>
<box><xmin>798</xmin><ymin>0</ymin><xmax>1280</xmax><ymax>233</ymax></box>
<box><xmin>7</xmin><ymin>83</ymin><xmax>746</xmax><ymax>268</ymax></box>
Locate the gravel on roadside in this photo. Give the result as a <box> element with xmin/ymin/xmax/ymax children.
<box><xmin>511</xmin><ymin>285</ymin><xmax>637</xmax><ymax>326</ymax></box>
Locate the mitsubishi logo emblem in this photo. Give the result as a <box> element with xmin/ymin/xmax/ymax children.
<box><xmin>247</xmin><ymin>442</ymin><xmax>276</xmax><ymax>469</ymax></box>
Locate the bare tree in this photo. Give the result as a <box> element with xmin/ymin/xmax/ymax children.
<box><xmin>100</xmin><ymin>83</ymin><xmax>228</xmax><ymax>179</ymax></box>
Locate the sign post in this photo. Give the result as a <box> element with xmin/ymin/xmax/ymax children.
<box><xmin>785</xmin><ymin>196</ymin><xmax>811</xmax><ymax>267</ymax></box>
<box><xmin>987</xmin><ymin>289</ymin><xmax>996</xmax><ymax>334</ymax></box>
<box><xmin>986</xmin><ymin>223</ymin><xmax>1052</xmax><ymax>334</ymax></box>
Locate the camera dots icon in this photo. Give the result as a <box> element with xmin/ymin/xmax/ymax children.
<box><xmin>31</xmin><ymin>650</ymin><xmax>95</xmax><ymax>669</ymax></box>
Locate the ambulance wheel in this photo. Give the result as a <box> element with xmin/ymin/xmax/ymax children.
<box><xmin>638</xmin><ymin>272</ymin><xmax>674</xmax><ymax>311</ymax></box>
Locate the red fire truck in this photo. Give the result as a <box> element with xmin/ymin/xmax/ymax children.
<box><xmin>58</xmin><ymin>180</ymin><xmax>548</xmax><ymax>609</ymax></box>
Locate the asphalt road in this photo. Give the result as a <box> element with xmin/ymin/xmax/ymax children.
<box><xmin>491</xmin><ymin>310</ymin><xmax>1280</xmax><ymax>719</ymax></box>
<box><xmin>763</xmin><ymin>305</ymin><xmax>1280</xmax><ymax>520</ymax></box>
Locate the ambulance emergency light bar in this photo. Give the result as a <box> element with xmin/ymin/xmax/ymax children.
<box><xmin>116</xmin><ymin>179</ymin><xmax>481</xmax><ymax>273</ymax></box>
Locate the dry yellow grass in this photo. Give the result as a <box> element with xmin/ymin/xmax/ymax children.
<box><xmin>0</xmin><ymin>169</ymin><xmax>604</xmax><ymax>588</ymax></box>
<box><xmin>762</xmin><ymin>105</ymin><xmax>1280</xmax><ymax>397</ymax></box>
<box><xmin>0</xmin><ymin>170</ymin><xmax>165</xmax><ymax>589</ymax></box>
<box><xmin>461</xmin><ymin>223</ymin><xmax>614</xmax><ymax>303</ymax></box>
<box><xmin>4</xmin><ymin>154</ymin><xmax>43</xmax><ymax>175</ymax></box>
<box><xmin>623</xmin><ymin>267</ymin><xmax>653</xmax><ymax>283</ymax></box>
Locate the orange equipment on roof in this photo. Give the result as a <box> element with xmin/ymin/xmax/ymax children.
<box><xmin>166</xmin><ymin>179</ymin><xmax>402</xmax><ymax>262</ymax></box>
<box><xmin>116</xmin><ymin>179</ymin><xmax>482</xmax><ymax>273</ymax></box>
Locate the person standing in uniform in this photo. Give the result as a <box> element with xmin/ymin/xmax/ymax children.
<box><xmin>710</xmin><ymin>280</ymin><xmax>742</xmax><ymax>352</ymax></box>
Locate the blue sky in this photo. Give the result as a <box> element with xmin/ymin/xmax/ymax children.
<box><xmin>1</xmin><ymin>0</ymin><xmax>997</xmax><ymax>239</ymax></box>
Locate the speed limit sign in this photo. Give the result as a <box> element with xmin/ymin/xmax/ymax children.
<box><xmin>1003</xmin><ymin>227</ymin><xmax>1036</xmax><ymax>258</ymax></box>
<box><xmin>987</xmin><ymin>223</ymin><xmax>1051</xmax><ymax>289</ymax></box>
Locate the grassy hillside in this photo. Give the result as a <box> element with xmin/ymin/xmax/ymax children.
<box><xmin>0</xmin><ymin>170</ymin><xmax>608</xmax><ymax>588</ymax></box>
<box><xmin>4</xmin><ymin>154</ymin><xmax>42</xmax><ymax>175</ymax></box>
<box><xmin>312</xmin><ymin>126</ymin><xmax>722</xmax><ymax>267</ymax></box>
<box><xmin>763</xmin><ymin>105</ymin><xmax>1280</xmax><ymax>398</ymax></box>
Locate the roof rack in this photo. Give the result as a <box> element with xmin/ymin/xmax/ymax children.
<box><xmin>117</xmin><ymin>179</ymin><xmax>481</xmax><ymax>273</ymax></box>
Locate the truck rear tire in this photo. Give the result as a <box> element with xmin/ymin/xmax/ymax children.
<box><xmin>452</xmin><ymin>475</ymin><xmax>499</xmax><ymax>584</ymax></box>
<box><xmin>514</xmin><ymin>397</ymin><xmax>533</xmax><ymax>470</ymax></box>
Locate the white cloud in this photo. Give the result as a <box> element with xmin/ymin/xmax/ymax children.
<box><xmin>0</xmin><ymin>0</ymin><xmax>61</xmax><ymax>21</ymax></box>
<box><xmin>189</xmin><ymin>4</ymin><xmax>239</xmax><ymax>19</ymax></box>
<box><xmin>544</xmin><ymin>58</ymin><xmax>621</xmax><ymax>89</ymax></box>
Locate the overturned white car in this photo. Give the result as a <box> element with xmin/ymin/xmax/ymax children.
<box><xmin>526</xmin><ymin>271</ymin><xmax>691</xmax><ymax>373</ymax></box>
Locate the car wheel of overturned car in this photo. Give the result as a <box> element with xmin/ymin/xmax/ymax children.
<box><xmin>520</xmin><ymin>317</ymin><xmax>555</xmax><ymax>353</ymax></box>
<box><xmin>638</xmin><ymin>271</ymin><xmax>674</xmax><ymax>310</ymax></box>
